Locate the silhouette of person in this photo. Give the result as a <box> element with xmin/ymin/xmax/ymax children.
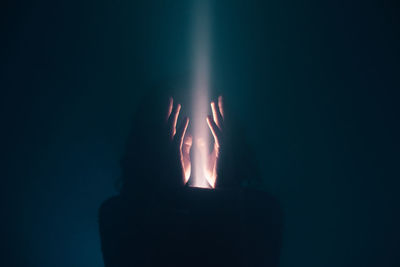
<box><xmin>99</xmin><ymin>86</ymin><xmax>283</xmax><ymax>267</ymax></box>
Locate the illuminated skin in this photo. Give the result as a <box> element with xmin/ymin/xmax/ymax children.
<box><xmin>205</xmin><ymin>96</ymin><xmax>224</xmax><ymax>188</ymax></box>
<box><xmin>166</xmin><ymin>97</ymin><xmax>192</xmax><ymax>185</ymax></box>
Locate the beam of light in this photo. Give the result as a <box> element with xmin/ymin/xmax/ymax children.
<box><xmin>191</xmin><ymin>0</ymin><xmax>212</xmax><ymax>188</ymax></box>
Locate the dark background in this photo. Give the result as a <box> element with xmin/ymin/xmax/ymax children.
<box><xmin>2</xmin><ymin>0</ymin><xmax>399</xmax><ymax>266</ymax></box>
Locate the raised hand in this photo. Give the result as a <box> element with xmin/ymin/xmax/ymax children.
<box><xmin>205</xmin><ymin>96</ymin><xmax>224</xmax><ymax>188</ymax></box>
<box><xmin>166</xmin><ymin>97</ymin><xmax>192</xmax><ymax>185</ymax></box>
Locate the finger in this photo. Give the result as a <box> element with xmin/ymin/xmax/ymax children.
<box><xmin>218</xmin><ymin>95</ymin><xmax>224</xmax><ymax>119</ymax></box>
<box><xmin>206</xmin><ymin>115</ymin><xmax>222</xmax><ymax>147</ymax></box>
<box><xmin>166</xmin><ymin>97</ymin><xmax>173</xmax><ymax>121</ymax></box>
<box><xmin>212</xmin><ymin>100</ymin><xmax>224</xmax><ymax>129</ymax></box>
<box><xmin>167</xmin><ymin>103</ymin><xmax>181</xmax><ymax>137</ymax></box>
<box><xmin>175</xmin><ymin>117</ymin><xmax>189</xmax><ymax>147</ymax></box>
<box><xmin>211</xmin><ymin>101</ymin><xmax>221</xmax><ymax>129</ymax></box>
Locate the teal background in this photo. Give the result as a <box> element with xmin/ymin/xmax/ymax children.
<box><xmin>2</xmin><ymin>0</ymin><xmax>399</xmax><ymax>266</ymax></box>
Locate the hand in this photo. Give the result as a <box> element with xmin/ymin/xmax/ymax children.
<box><xmin>205</xmin><ymin>96</ymin><xmax>224</xmax><ymax>188</ymax></box>
<box><xmin>166</xmin><ymin>97</ymin><xmax>192</xmax><ymax>185</ymax></box>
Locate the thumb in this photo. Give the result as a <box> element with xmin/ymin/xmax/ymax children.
<box><xmin>182</xmin><ymin>133</ymin><xmax>193</xmax><ymax>154</ymax></box>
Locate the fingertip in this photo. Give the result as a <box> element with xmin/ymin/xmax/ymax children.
<box><xmin>166</xmin><ymin>97</ymin><xmax>173</xmax><ymax>119</ymax></box>
<box><xmin>211</xmin><ymin>102</ymin><xmax>216</xmax><ymax>111</ymax></box>
<box><xmin>218</xmin><ymin>96</ymin><xmax>224</xmax><ymax>118</ymax></box>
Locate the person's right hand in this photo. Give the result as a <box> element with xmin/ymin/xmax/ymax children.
<box><xmin>205</xmin><ymin>96</ymin><xmax>224</xmax><ymax>188</ymax></box>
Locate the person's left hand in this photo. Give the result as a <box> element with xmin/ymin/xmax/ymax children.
<box><xmin>166</xmin><ymin>97</ymin><xmax>192</xmax><ymax>185</ymax></box>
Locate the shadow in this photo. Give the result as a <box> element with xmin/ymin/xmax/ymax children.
<box><xmin>98</xmin><ymin>85</ymin><xmax>284</xmax><ymax>266</ymax></box>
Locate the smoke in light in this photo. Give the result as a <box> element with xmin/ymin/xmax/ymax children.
<box><xmin>191</xmin><ymin>0</ymin><xmax>211</xmax><ymax>188</ymax></box>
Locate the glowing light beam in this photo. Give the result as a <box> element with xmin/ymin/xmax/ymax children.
<box><xmin>191</xmin><ymin>0</ymin><xmax>212</xmax><ymax>188</ymax></box>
